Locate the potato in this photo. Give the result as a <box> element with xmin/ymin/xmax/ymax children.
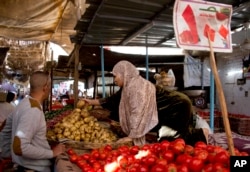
<box><xmin>69</xmin><ymin>119</ymin><xmax>76</xmax><ymax>124</ymax></box>
<box><xmin>81</xmin><ymin>109</ymin><xmax>90</xmax><ymax>118</ymax></box>
<box><xmin>75</xmin><ymin>135</ymin><xmax>81</xmax><ymax>141</ymax></box>
<box><xmin>57</xmin><ymin>133</ymin><xmax>64</xmax><ymax>140</ymax></box>
<box><xmin>79</xmin><ymin>125</ymin><xmax>85</xmax><ymax>131</ymax></box>
<box><xmin>81</xmin><ymin>134</ymin><xmax>85</xmax><ymax>140</ymax></box>
<box><xmin>74</xmin><ymin>122</ymin><xmax>81</xmax><ymax>129</ymax></box>
<box><xmin>77</xmin><ymin>100</ymin><xmax>85</xmax><ymax>108</ymax></box>
<box><xmin>54</xmin><ymin>128</ymin><xmax>63</xmax><ymax>134</ymax></box>
<box><xmin>69</xmin><ymin>126</ymin><xmax>76</xmax><ymax>132</ymax></box>
<box><xmin>63</xmin><ymin>131</ymin><xmax>71</xmax><ymax>137</ymax></box>
<box><xmin>69</xmin><ymin>135</ymin><xmax>75</xmax><ymax>140</ymax></box>
<box><xmin>85</xmin><ymin>133</ymin><xmax>91</xmax><ymax>138</ymax></box>
<box><xmin>61</xmin><ymin>122</ymin><xmax>73</xmax><ymax>128</ymax></box>
<box><xmin>89</xmin><ymin>120</ymin><xmax>94</xmax><ymax>127</ymax></box>
<box><xmin>74</xmin><ymin>108</ymin><xmax>82</xmax><ymax>113</ymax></box>
<box><xmin>75</xmin><ymin>130</ymin><xmax>81</xmax><ymax>135</ymax></box>
<box><xmin>83</xmin><ymin>116</ymin><xmax>93</xmax><ymax>123</ymax></box>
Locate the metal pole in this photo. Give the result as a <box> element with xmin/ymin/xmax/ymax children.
<box><xmin>201</xmin><ymin>58</ymin><xmax>204</xmax><ymax>90</ymax></box>
<box><xmin>146</xmin><ymin>35</ymin><xmax>149</xmax><ymax>80</ymax></box>
<box><xmin>101</xmin><ymin>45</ymin><xmax>106</xmax><ymax>98</ymax></box>
<box><xmin>149</xmin><ymin>62</ymin><xmax>201</xmax><ymax>65</ymax></box>
<box><xmin>210</xmin><ymin>71</ymin><xmax>215</xmax><ymax>133</ymax></box>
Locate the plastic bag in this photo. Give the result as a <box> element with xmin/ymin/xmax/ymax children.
<box><xmin>195</xmin><ymin>114</ymin><xmax>213</xmax><ymax>134</ymax></box>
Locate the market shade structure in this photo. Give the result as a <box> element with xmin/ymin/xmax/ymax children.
<box><xmin>0</xmin><ymin>0</ymin><xmax>250</xmax><ymax>81</ymax></box>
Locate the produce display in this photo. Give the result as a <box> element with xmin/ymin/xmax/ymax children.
<box><xmin>46</xmin><ymin>100</ymin><xmax>118</xmax><ymax>143</ymax></box>
<box><xmin>66</xmin><ymin>139</ymin><xmax>249</xmax><ymax>172</ymax></box>
<box><xmin>46</xmin><ymin>105</ymin><xmax>73</xmax><ymax>129</ymax></box>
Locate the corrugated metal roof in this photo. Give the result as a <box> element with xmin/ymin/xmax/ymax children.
<box><xmin>71</xmin><ymin>0</ymin><xmax>250</xmax><ymax>47</ymax></box>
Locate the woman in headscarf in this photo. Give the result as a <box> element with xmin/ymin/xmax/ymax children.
<box><xmin>85</xmin><ymin>60</ymin><xmax>208</xmax><ymax>146</ymax></box>
<box><xmin>112</xmin><ymin>60</ymin><xmax>158</xmax><ymax>145</ymax></box>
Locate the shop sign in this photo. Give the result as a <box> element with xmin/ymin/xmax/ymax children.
<box><xmin>173</xmin><ymin>0</ymin><xmax>233</xmax><ymax>53</ymax></box>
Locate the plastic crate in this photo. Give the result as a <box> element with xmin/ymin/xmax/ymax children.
<box><xmin>229</xmin><ymin>114</ymin><xmax>250</xmax><ymax>136</ymax></box>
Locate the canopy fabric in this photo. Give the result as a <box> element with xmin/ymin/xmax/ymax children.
<box><xmin>0</xmin><ymin>0</ymin><xmax>86</xmax><ymax>54</ymax></box>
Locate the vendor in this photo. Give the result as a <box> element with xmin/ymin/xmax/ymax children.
<box><xmin>84</xmin><ymin>60</ymin><xmax>208</xmax><ymax>146</ymax></box>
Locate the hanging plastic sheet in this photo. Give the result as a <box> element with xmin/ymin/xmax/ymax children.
<box><xmin>183</xmin><ymin>54</ymin><xmax>210</xmax><ymax>88</ymax></box>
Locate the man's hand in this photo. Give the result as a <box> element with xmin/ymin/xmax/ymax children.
<box><xmin>52</xmin><ymin>144</ymin><xmax>66</xmax><ymax>157</ymax></box>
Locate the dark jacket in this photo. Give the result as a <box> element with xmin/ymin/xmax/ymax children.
<box><xmin>99</xmin><ymin>85</ymin><xmax>206</xmax><ymax>145</ymax></box>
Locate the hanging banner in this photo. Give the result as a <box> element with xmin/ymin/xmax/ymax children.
<box><xmin>173</xmin><ymin>0</ymin><xmax>233</xmax><ymax>52</ymax></box>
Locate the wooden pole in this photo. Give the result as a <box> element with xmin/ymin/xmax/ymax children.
<box><xmin>208</xmin><ymin>38</ymin><xmax>235</xmax><ymax>155</ymax></box>
<box><xmin>74</xmin><ymin>45</ymin><xmax>80</xmax><ymax>108</ymax></box>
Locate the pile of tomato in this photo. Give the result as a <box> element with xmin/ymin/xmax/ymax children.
<box><xmin>66</xmin><ymin>139</ymin><xmax>248</xmax><ymax>172</ymax></box>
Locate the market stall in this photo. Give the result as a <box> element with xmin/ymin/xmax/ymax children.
<box><xmin>42</xmin><ymin>97</ymin><xmax>250</xmax><ymax>172</ymax></box>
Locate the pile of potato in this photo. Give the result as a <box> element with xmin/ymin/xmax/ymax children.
<box><xmin>47</xmin><ymin>100</ymin><xmax>118</xmax><ymax>143</ymax></box>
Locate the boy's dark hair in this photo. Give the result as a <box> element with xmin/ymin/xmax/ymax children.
<box><xmin>6</xmin><ymin>91</ymin><xmax>15</xmax><ymax>103</ymax></box>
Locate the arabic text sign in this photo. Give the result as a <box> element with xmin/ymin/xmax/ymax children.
<box><xmin>173</xmin><ymin>0</ymin><xmax>233</xmax><ymax>53</ymax></box>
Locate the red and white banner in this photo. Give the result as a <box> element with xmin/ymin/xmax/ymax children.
<box><xmin>173</xmin><ymin>0</ymin><xmax>233</xmax><ymax>52</ymax></box>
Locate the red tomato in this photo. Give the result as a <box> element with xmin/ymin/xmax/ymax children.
<box><xmin>81</xmin><ymin>153</ymin><xmax>91</xmax><ymax>160</ymax></box>
<box><xmin>194</xmin><ymin>149</ymin><xmax>208</xmax><ymax>162</ymax></box>
<box><xmin>240</xmin><ymin>151</ymin><xmax>249</xmax><ymax>156</ymax></box>
<box><xmin>213</xmin><ymin>146</ymin><xmax>225</xmax><ymax>154</ymax></box>
<box><xmin>111</xmin><ymin>150</ymin><xmax>120</xmax><ymax>157</ymax></box>
<box><xmin>127</xmin><ymin>155</ymin><xmax>136</xmax><ymax>165</ymax></box>
<box><xmin>118</xmin><ymin>145</ymin><xmax>130</xmax><ymax>153</ymax></box>
<box><xmin>152</xmin><ymin>143</ymin><xmax>162</xmax><ymax>154</ymax></box>
<box><xmin>207</xmin><ymin>153</ymin><xmax>216</xmax><ymax>163</ymax></box>
<box><xmin>184</xmin><ymin>145</ymin><xmax>194</xmax><ymax>155</ymax></box>
<box><xmin>206</xmin><ymin>145</ymin><xmax>215</xmax><ymax>153</ymax></box>
<box><xmin>151</xmin><ymin>164</ymin><xmax>167</xmax><ymax>172</ymax></box>
<box><xmin>76</xmin><ymin>159</ymin><xmax>86</xmax><ymax>169</ymax></box>
<box><xmin>88</xmin><ymin>158</ymin><xmax>98</xmax><ymax>165</ymax></box>
<box><xmin>176</xmin><ymin>154</ymin><xmax>192</xmax><ymax>165</ymax></box>
<box><xmin>99</xmin><ymin>152</ymin><xmax>108</xmax><ymax>160</ymax></box>
<box><xmin>160</xmin><ymin>140</ymin><xmax>170</xmax><ymax>150</ymax></box>
<box><xmin>188</xmin><ymin>157</ymin><xmax>204</xmax><ymax>172</ymax></box>
<box><xmin>119</xmin><ymin>156</ymin><xmax>128</xmax><ymax>169</ymax></box>
<box><xmin>127</xmin><ymin>163</ymin><xmax>140</xmax><ymax>172</ymax></box>
<box><xmin>127</xmin><ymin>166</ymin><xmax>138</xmax><ymax>172</ymax></box>
<box><xmin>202</xmin><ymin>163</ymin><xmax>213</xmax><ymax>172</ymax></box>
<box><xmin>171</xmin><ymin>142</ymin><xmax>185</xmax><ymax>154</ymax></box>
<box><xmin>91</xmin><ymin>151</ymin><xmax>100</xmax><ymax>159</ymax></box>
<box><xmin>156</xmin><ymin>159</ymin><xmax>167</xmax><ymax>166</ymax></box>
<box><xmin>105</xmin><ymin>154</ymin><xmax>113</xmax><ymax>163</ymax></box>
<box><xmin>214</xmin><ymin>151</ymin><xmax>229</xmax><ymax>166</ymax></box>
<box><xmin>141</xmin><ymin>144</ymin><xmax>151</xmax><ymax>151</ymax></box>
<box><xmin>104</xmin><ymin>144</ymin><xmax>113</xmax><ymax>152</ymax></box>
<box><xmin>67</xmin><ymin>148</ymin><xmax>76</xmax><ymax>155</ymax></box>
<box><xmin>166</xmin><ymin>163</ymin><xmax>177</xmax><ymax>172</ymax></box>
<box><xmin>177</xmin><ymin>164</ymin><xmax>189</xmax><ymax>172</ymax></box>
<box><xmin>138</xmin><ymin>164</ymin><xmax>149</xmax><ymax>172</ymax></box>
<box><xmin>145</xmin><ymin>155</ymin><xmax>157</xmax><ymax>166</ymax></box>
<box><xmin>212</xmin><ymin>163</ymin><xmax>225</xmax><ymax>172</ymax></box>
<box><xmin>174</xmin><ymin>138</ymin><xmax>185</xmax><ymax>146</ymax></box>
<box><xmin>194</xmin><ymin>141</ymin><xmax>207</xmax><ymax>150</ymax></box>
<box><xmin>92</xmin><ymin>162</ymin><xmax>102</xmax><ymax>170</ymax></box>
<box><xmin>69</xmin><ymin>154</ymin><xmax>78</xmax><ymax>163</ymax></box>
<box><xmin>162</xmin><ymin>150</ymin><xmax>175</xmax><ymax>163</ymax></box>
<box><xmin>82</xmin><ymin>165</ymin><xmax>93</xmax><ymax>172</ymax></box>
<box><xmin>234</xmin><ymin>148</ymin><xmax>241</xmax><ymax>156</ymax></box>
<box><xmin>130</xmin><ymin>145</ymin><xmax>140</xmax><ymax>155</ymax></box>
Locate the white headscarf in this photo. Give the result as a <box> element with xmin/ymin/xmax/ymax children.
<box><xmin>112</xmin><ymin>61</ymin><xmax>158</xmax><ymax>145</ymax></box>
